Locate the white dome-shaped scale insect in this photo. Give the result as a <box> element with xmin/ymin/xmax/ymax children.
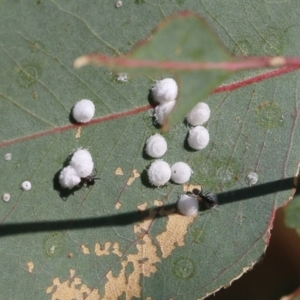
<box><xmin>177</xmin><ymin>194</ymin><xmax>199</xmax><ymax>216</ymax></box>
<box><xmin>154</xmin><ymin>101</ymin><xmax>176</xmax><ymax>126</ymax></box>
<box><xmin>21</xmin><ymin>181</ymin><xmax>32</xmax><ymax>191</ymax></box>
<box><xmin>246</xmin><ymin>171</ymin><xmax>258</xmax><ymax>186</ymax></box>
<box><xmin>186</xmin><ymin>102</ymin><xmax>211</xmax><ymax>126</ymax></box>
<box><xmin>70</xmin><ymin>148</ymin><xmax>94</xmax><ymax>178</ymax></box>
<box><xmin>148</xmin><ymin>159</ymin><xmax>171</xmax><ymax>187</ymax></box>
<box><xmin>152</xmin><ymin>78</ymin><xmax>178</xmax><ymax>104</ymax></box>
<box><xmin>171</xmin><ymin>162</ymin><xmax>193</xmax><ymax>184</ymax></box>
<box><xmin>188</xmin><ymin>126</ymin><xmax>210</xmax><ymax>150</ymax></box>
<box><xmin>145</xmin><ymin>133</ymin><xmax>168</xmax><ymax>158</ymax></box>
<box><xmin>4</xmin><ymin>153</ymin><xmax>12</xmax><ymax>161</ymax></box>
<box><xmin>59</xmin><ymin>166</ymin><xmax>81</xmax><ymax>189</ymax></box>
<box><xmin>72</xmin><ymin>99</ymin><xmax>95</xmax><ymax>123</ymax></box>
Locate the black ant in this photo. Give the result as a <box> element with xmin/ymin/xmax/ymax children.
<box><xmin>80</xmin><ymin>174</ymin><xmax>100</xmax><ymax>188</ymax></box>
<box><xmin>188</xmin><ymin>188</ymin><xmax>218</xmax><ymax>209</ymax></box>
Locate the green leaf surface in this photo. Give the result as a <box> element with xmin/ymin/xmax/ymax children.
<box><xmin>0</xmin><ymin>1</ymin><xmax>298</xmax><ymax>299</ymax></box>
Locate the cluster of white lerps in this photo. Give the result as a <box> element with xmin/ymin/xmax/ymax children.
<box><xmin>148</xmin><ymin>159</ymin><xmax>193</xmax><ymax>186</ymax></box>
<box><xmin>152</xmin><ymin>78</ymin><xmax>211</xmax><ymax>150</ymax></box>
<box><xmin>152</xmin><ymin>78</ymin><xmax>178</xmax><ymax>125</ymax></box>
<box><xmin>59</xmin><ymin>149</ymin><xmax>94</xmax><ymax>189</ymax></box>
<box><xmin>145</xmin><ymin>133</ymin><xmax>193</xmax><ymax>186</ymax></box>
<box><xmin>150</xmin><ymin>78</ymin><xmax>213</xmax><ymax>215</ymax></box>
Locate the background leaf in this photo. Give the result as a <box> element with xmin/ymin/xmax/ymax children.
<box><xmin>0</xmin><ymin>1</ymin><xmax>298</xmax><ymax>299</ymax></box>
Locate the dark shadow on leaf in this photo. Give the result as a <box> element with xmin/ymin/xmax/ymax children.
<box><xmin>183</xmin><ymin>131</ymin><xmax>197</xmax><ymax>152</ymax></box>
<box><xmin>142</xmin><ymin>145</ymin><xmax>155</xmax><ymax>160</ymax></box>
<box><xmin>0</xmin><ymin>177</ymin><xmax>294</xmax><ymax>237</ymax></box>
<box><xmin>147</xmin><ymin>89</ymin><xmax>156</xmax><ymax>107</ymax></box>
<box><xmin>140</xmin><ymin>168</ymin><xmax>156</xmax><ymax>188</ymax></box>
<box><xmin>69</xmin><ymin>106</ymin><xmax>78</xmax><ymax>125</ymax></box>
<box><xmin>217</xmin><ymin>177</ymin><xmax>295</xmax><ymax>206</ymax></box>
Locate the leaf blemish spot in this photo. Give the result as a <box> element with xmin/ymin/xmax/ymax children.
<box><xmin>246</xmin><ymin>171</ymin><xmax>258</xmax><ymax>186</ymax></box>
<box><xmin>172</xmin><ymin>257</ymin><xmax>195</xmax><ymax>279</ymax></box>
<box><xmin>21</xmin><ymin>181</ymin><xmax>32</xmax><ymax>191</ymax></box>
<box><xmin>80</xmin><ymin>244</ymin><xmax>91</xmax><ymax>254</ymax></box>
<box><xmin>115</xmin><ymin>167</ymin><xmax>124</xmax><ymax>175</ymax></box>
<box><xmin>2</xmin><ymin>193</ymin><xmax>11</xmax><ymax>202</ymax></box>
<box><xmin>115</xmin><ymin>0</ymin><xmax>123</xmax><ymax>8</ymax></box>
<box><xmin>127</xmin><ymin>169</ymin><xmax>140</xmax><ymax>185</ymax></box>
<box><xmin>27</xmin><ymin>261</ymin><xmax>34</xmax><ymax>273</ymax></box>
<box><xmin>4</xmin><ymin>153</ymin><xmax>12</xmax><ymax>161</ymax></box>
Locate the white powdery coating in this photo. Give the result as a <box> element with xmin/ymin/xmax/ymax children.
<box><xmin>21</xmin><ymin>181</ymin><xmax>32</xmax><ymax>191</ymax></box>
<box><xmin>148</xmin><ymin>159</ymin><xmax>171</xmax><ymax>186</ymax></box>
<box><xmin>188</xmin><ymin>126</ymin><xmax>210</xmax><ymax>150</ymax></box>
<box><xmin>59</xmin><ymin>166</ymin><xmax>81</xmax><ymax>189</ymax></box>
<box><xmin>154</xmin><ymin>101</ymin><xmax>176</xmax><ymax>125</ymax></box>
<box><xmin>2</xmin><ymin>193</ymin><xmax>11</xmax><ymax>202</ymax></box>
<box><xmin>186</xmin><ymin>102</ymin><xmax>211</xmax><ymax>126</ymax></box>
<box><xmin>116</xmin><ymin>0</ymin><xmax>122</xmax><ymax>8</ymax></box>
<box><xmin>70</xmin><ymin>149</ymin><xmax>94</xmax><ymax>178</ymax></box>
<box><xmin>117</xmin><ymin>72</ymin><xmax>128</xmax><ymax>82</ymax></box>
<box><xmin>247</xmin><ymin>171</ymin><xmax>258</xmax><ymax>186</ymax></box>
<box><xmin>73</xmin><ymin>99</ymin><xmax>95</xmax><ymax>123</ymax></box>
<box><xmin>171</xmin><ymin>162</ymin><xmax>193</xmax><ymax>184</ymax></box>
<box><xmin>177</xmin><ymin>194</ymin><xmax>199</xmax><ymax>216</ymax></box>
<box><xmin>4</xmin><ymin>153</ymin><xmax>12</xmax><ymax>161</ymax></box>
<box><xmin>152</xmin><ymin>78</ymin><xmax>178</xmax><ymax>104</ymax></box>
<box><xmin>145</xmin><ymin>133</ymin><xmax>167</xmax><ymax>158</ymax></box>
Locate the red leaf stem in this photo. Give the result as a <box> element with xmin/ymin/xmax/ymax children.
<box><xmin>74</xmin><ymin>54</ymin><xmax>300</xmax><ymax>71</ymax></box>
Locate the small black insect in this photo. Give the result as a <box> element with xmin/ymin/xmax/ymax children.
<box><xmin>81</xmin><ymin>174</ymin><xmax>100</xmax><ymax>188</ymax></box>
<box><xmin>189</xmin><ymin>188</ymin><xmax>218</xmax><ymax>209</ymax></box>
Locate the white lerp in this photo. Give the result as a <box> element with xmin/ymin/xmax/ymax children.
<box><xmin>145</xmin><ymin>133</ymin><xmax>167</xmax><ymax>158</ymax></box>
<box><xmin>177</xmin><ymin>194</ymin><xmax>199</xmax><ymax>216</ymax></box>
<box><xmin>154</xmin><ymin>101</ymin><xmax>176</xmax><ymax>125</ymax></box>
<box><xmin>2</xmin><ymin>193</ymin><xmax>11</xmax><ymax>202</ymax></box>
<box><xmin>171</xmin><ymin>162</ymin><xmax>193</xmax><ymax>184</ymax></box>
<box><xmin>73</xmin><ymin>99</ymin><xmax>95</xmax><ymax>123</ymax></box>
<box><xmin>59</xmin><ymin>166</ymin><xmax>81</xmax><ymax>189</ymax></box>
<box><xmin>152</xmin><ymin>78</ymin><xmax>178</xmax><ymax>104</ymax></box>
<box><xmin>148</xmin><ymin>159</ymin><xmax>171</xmax><ymax>186</ymax></box>
<box><xmin>21</xmin><ymin>181</ymin><xmax>32</xmax><ymax>191</ymax></box>
<box><xmin>187</xmin><ymin>102</ymin><xmax>211</xmax><ymax>126</ymax></box>
<box><xmin>70</xmin><ymin>148</ymin><xmax>94</xmax><ymax>178</ymax></box>
<box><xmin>188</xmin><ymin>126</ymin><xmax>210</xmax><ymax>150</ymax></box>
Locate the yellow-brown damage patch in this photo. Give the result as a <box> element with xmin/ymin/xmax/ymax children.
<box><xmin>112</xmin><ymin>243</ymin><xmax>122</xmax><ymax>257</ymax></box>
<box><xmin>46</xmin><ymin>269</ymin><xmax>100</xmax><ymax>300</ymax></box>
<box><xmin>103</xmin><ymin>234</ymin><xmax>161</xmax><ymax>299</ymax></box>
<box><xmin>115</xmin><ymin>167</ymin><xmax>124</xmax><ymax>175</ymax></box>
<box><xmin>134</xmin><ymin>207</ymin><xmax>157</xmax><ymax>235</ymax></box>
<box><xmin>95</xmin><ymin>242</ymin><xmax>123</xmax><ymax>257</ymax></box>
<box><xmin>27</xmin><ymin>261</ymin><xmax>34</xmax><ymax>273</ymax></box>
<box><xmin>80</xmin><ymin>244</ymin><xmax>90</xmax><ymax>254</ymax></box>
<box><xmin>138</xmin><ymin>202</ymin><xmax>148</xmax><ymax>211</ymax></box>
<box><xmin>183</xmin><ymin>183</ymin><xmax>202</xmax><ymax>193</ymax></box>
<box><xmin>115</xmin><ymin>201</ymin><xmax>122</xmax><ymax>209</ymax></box>
<box><xmin>156</xmin><ymin>208</ymin><xmax>197</xmax><ymax>258</ymax></box>
<box><xmin>126</xmin><ymin>169</ymin><xmax>140</xmax><ymax>185</ymax></box>
<box><xmin>154</xmin><ymin>200</ymin><xmax>163</xmax><ymax>207</ymax></box>
<box><xmin>95</xmin><ymin>242</ymin><xmax>111</xmax><ymax>256</ymax></box>
<box><xmin>47</xmin><ymin>201</ymin><xmax>195</xmax><ymax>299</ymax></box>
<box><xmin>75</xmin><ymin>126</ymin><xmax>82</xmax><ymax>139</ymax></box>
